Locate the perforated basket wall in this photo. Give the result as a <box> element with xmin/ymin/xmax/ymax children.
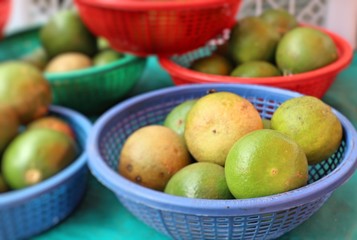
<box><xmin>0</xmin><ymin>105</ymin><xmax>92</xmax><ymax>240</ymax></box>
<box><xmin>87</xmin><ymin>84</ymin><xmax>357</xmax><ymax>240</ymax></box>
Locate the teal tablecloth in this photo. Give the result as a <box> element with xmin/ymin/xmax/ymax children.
<box><xmin>33</xmin><ymin>55</ymin><xmax>357</xmax><ymax>240</ymax></box>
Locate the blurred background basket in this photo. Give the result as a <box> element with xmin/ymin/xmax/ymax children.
<box><xmin>87</xmin><ymin>84</ymin><xmax>357</xmax><ymax>240</ymax></box>
<box><xmin>159</xmin><ymin>25</ymin><xmax>353</xmax><ymax>99</ymax></box>
<box><xmin>0</xmin><ymin>0</ymin><xmax>11</xmax><ymax>38</ymax></box>
<box><xmin>74</xmin><ymin>0</ymin><xmax>242</xmax><ymax>56</ymax></box>
<box><xmin>0</xmin><ymin>27</ymin><xmax>148</xmax><ymax>116</ymax></box>
<box><xmin>0</xmin><ymin>105</ymin><xmax>92</xmax><ymax>240</ymax></box>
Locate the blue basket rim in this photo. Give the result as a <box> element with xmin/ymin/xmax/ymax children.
<box><xmin>87</xmin><ymin>83</ymin><xmax>357</xmax><ymax>215</ymax></box>
<box><xmin>0</xmin><ymin>105</ymin><xmax>92</xmax><ymax>207</ymax></box>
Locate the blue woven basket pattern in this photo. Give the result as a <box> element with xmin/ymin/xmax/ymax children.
<box><xmin>0</xmin><ymin>106</ymin><xmax>91</xmax><ymax>240</ymax></box>
<box><xmin>92</xmin><ymin>85</ymin><xmax>351</xmax><ymax>239</ymax></box>
<box><xmin>119</xmin><ymin>193</ymin><xmax>329</xmax><ymax>240</ymax></box>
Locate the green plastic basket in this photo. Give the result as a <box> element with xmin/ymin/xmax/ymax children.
<box><xmin>0</xmin><ymin>27</ymin><xmax>147</xmax><ymax>116</ymax></box>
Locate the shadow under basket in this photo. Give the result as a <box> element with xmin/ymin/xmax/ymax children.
<box><xmin>87</xmin><ymin>84</ymin><xmax>357</xmax><ymax>240</ymax></box>
<box><xmin>0</xmin><ymin>105</ymin><xmax>92</xmax><ymax>240</ymax></box>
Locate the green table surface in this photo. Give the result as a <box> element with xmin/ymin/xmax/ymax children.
<box><xmin>33</xmin><ymin>54</ymin><xmax>357</xmax><ymax>240</ymax></box>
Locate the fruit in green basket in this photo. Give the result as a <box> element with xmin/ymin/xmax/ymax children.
<box><xmin>271</xmin><ymin>96</ymin><xmax>342</xmax><ymax>165</ymax></box>
<box><xmin>0</xmin><ymin>105</ymin><xmax>19</xmax><ymax>153</ymax></box>
<box><xmin>0</xmin><ymin>174</ymin><xmax>9</xmax><ymax>193</ymax></box>
<box><xmin>0</xmin><ymin>61</ymin><xmax>52</xmax><ymax>124</ymax></box>
<box><xmin>260</xmin><ymin>8</ymin><xmax>298</xmax><ymax>36</ymax></box>
<box><xmin>164</xmin><ymin>162</ymin><xmax>234</xmax><ymax>199</ymax></box>
<box><xmin>225</xmin><ymin>129</ymin><xmax>308</xmax><ymax>199</ymax></box>
<box><xmin>184</xmin><ymin>91</ymin><xmax>263</xmax><ymax>166</ymax></box>
<box><xmin>20</xmin><ymin>46</ymin><xmax>49</xmax><ymax>70</ymax></box>
<box><xmin>2</xmin><ymin>128</ymin><xmax>78</xmax><ymax>189</ymax></box>
<box><xmin>230</xmin><ymin>61</ymin><xmax>281</xmax><ymax>78</ymax></box>
<box><xmin>119</xmin><ymin>125</ymin><xmax>191</xmax><ymax>191</ymax></box>
<box><xmin>276</xmin><ymin>27</ymin><xmax>338</xmax><ymax>75</ymax></box>
<box><xmin>40</xmin><ymin>9</ymin><xmax>98</xmax><ymax>58</ymax></box>
<box><xmin>164</xmin><ymin>99</ymin><xmax>197</xmax><ymax>140</ymax></box>
<box><xmin>93</xmin><ymin>49</ymin><xmax>123</xmax><ymax>66</ymax></box>
<box><xmin>27</xmin><ymin>116</ymin><xmax>75</xmax><ymax>140</ymax></box>
<box><xmin>45</xmin><ymin>52</ymin><xmax>92</xmax><ymax>73</ymax></box>
<box><xmin>228</xmin><ymin>16</ymin><xmax>280</xmax><ymax>64</ymax></box>
<box><xmin>190</xmin><ymin>54</ymin><xmax>233</xmax><ymax>76</ymax></box>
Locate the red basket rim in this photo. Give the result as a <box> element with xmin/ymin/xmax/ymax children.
<box><xmin>159</xmin><ymin>24</ymin><xmax>353</xmax><ymax>85</ymax></box>
<box><xmin>75</xmin><ymin>0</ymin><xmax>239</xmax><ymax>10</ymax></box>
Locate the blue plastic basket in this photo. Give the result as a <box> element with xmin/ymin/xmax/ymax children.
<box><xmin>0</xmin><ymin>105</ymin><xmax>92</xmax><ymax>240</ymax></box>
<box><xmin>87</xmin><ymin>84</ymin><xmax>357</xmax><ymax>240</ymax></box>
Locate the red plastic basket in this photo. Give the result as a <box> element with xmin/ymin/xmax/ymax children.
<box><xmin>159</xmin><ymin>25</ymin><xmax>353</xmax><ymax>98</ymax></box>
<box><xmin>74</xmin><ymin>0</ymin><xmax>242</xmax><ymax>56</ymax></box>
<box><xmin>0</xmin><ymin>0</ymin><xmax>11</xmax><ymax>38</ymax></box>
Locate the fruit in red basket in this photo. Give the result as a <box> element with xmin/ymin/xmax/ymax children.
<box><xmin>275</xmin><ymin>27</ymin><xmax>338</xmax><ymax>75</ymax></box>
<box><xmin>225</xmin><ymin>129</ymin><xmax>308</xmax><ymax>199</ymax></box>
<box><xmin>164</xmin><ymin>99</ymin><xmax>197</xmax><ymax>141</ymax></box>
<box><xmin>93</xmin><ymin>49</ymin><xmax>123</xmax><ymax>66</ymax></box>
<box><xmin>271</xmin><ymin>96</ymin><xmax>342</xmax><ymax>165</ymax></box>
<box><xmin>2</xmin><ymin>128</ymin><xmax>78</xmax><ymax>189</ymax></box>
<box><xmin>45</xmin><ymin>52</ymin><xmax>92</xmax><ymax>73</ymax></box>
<box><xmin>184</xmin><ymin>91</ymin><xmax>263</xmax><ymax>166</ymax></box>
<box><xmin>228</xmin><ymin>17</ymin><xmax>280</xmax><ymax>64</ymax></box>
<box><xmin>0</xmin><ymin>105</ymin><xmax>19</xmax><ymax>153</ymax></box>
<box><xmin>190</xmin><ymin>54</ymin><xmax>233</xmax><ymax>75</ymax></box>
<box><xmin>119</xmin><ymin>125</ymin><xmax>191</xmax><ymax>191</ymax></box>
<box><xmin>230</xmin><ymin>61</ymin><xmax>281</xmax><ymax>77</ymax></box>
<box><xmin>27</xmin><ymin>116</ymin><xmax>75</xmax><ymax>140</ymax></box>
<box><xmin>0</xmin><ymin>61</ymin><xmax>52</xmax><ymax>124</ymax></box>
<box><xmin>164</xmin><ymin>162</ymin><xmax>234</xmax><ymax>199</ymax></box>
<box><xmin>0</xmin><ymin>174</ymin><xmax>9</xmax><ymax>193</ymax></box>
<box><xmin>260</xmin><ymin>8</ymin><xmax>298</xmax><ymax>36</ymax></box>
<box><xmin>40</xmin><ymin>9</ymin><xmax>98</xmax><ymax>58</ymax></box>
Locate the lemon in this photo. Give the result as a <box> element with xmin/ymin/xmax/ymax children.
<box><xmin>164</xmin><ymin>162</ymin><xmax>234</xmax><ymax>199</ymax></box>
<box><xmin>184</xmin><ymin>91</ymin><xmax>263</xmax><ymax>166</ymax></box>
<box><xmin>271</xmin><ymin>96</ymin><xmax>343</xmax><ymax>165</ymax></box>
<box><xmin>119</xmin><ymin>125</ymin><xmax>191</xmax><ymax>191</ymax></box>
<box><xmin>225</xmin><ymin>129</ymin><xmax>308</xmax><ymax>199</ymax></box>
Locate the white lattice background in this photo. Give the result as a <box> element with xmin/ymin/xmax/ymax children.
<box><xmin>3</xmin><ymin>0</ymin><xmax>357</xmax><ymax>48</ymax></box>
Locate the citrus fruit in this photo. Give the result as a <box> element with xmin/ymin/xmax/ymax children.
<box><xmin>45</xmin><ymin>52</ymin><xmax>92</xmax><ymax>73</ymax></box>
<box><xmin>228</xmin><ymin>16</ymin><xmax>280</xmax><ymax>64</ymax></box>
<box><xmin>190</xmin><ymin>54</ymin><xmax>233</xmax><ymax>75</ymax></box>
<box><xmin>2</xmin><ymin>128</ymin><xmax>78</xmax><ymax>189</ymax></box>
<box><xmin>271</xmin><ymin>96</ymin><xmax>342</xmax><ymax>165</ymax></box>
<box><xmin>93</xmin><ymin>49</ymin><xmax>123</xmax><ymax>66</ymax></box>
<box><xmin>0</xmin><ymin>105</ymin><xmax>19</xmax><ymax>153</ymax></box>
<box><xmin>0</xmin><ymin>61</ymin><xmax>52</xmax><ymax>124</ymax></box>
<box><xmin>40</xmin><ymin>9</ymin><xmax>97</xmax><ymax>58</ymax></box>
<box><xmin>275</xmin><ymin>27</ymin><xmax>338</xmax><ymax>74</ymax></box>
<box><xmin>0</xmin><ymin>174</ymin><xmax>9</xmax><ymax>193</ymax></box>
<box><xmin>27</xmin><ymin>116</ymin><xmax>75</xmax><ymax>140</ymax></box>
<box><xmin>260</xmin><ymin>8</ymin><xmax>298</xmax><ymax>36</ymax></box>
<box><xmin>184</xmin><ymin>91</ymin><xmax>263</xmax><ymax>166</ymax></box>
<box><xmin>163</xmin><ymin>99</ymin><xmax>197</xmax><ymax>139</ymax></box>
<box><xmin>230</xmin><ymin>61</ymin><xmax>281</xmax><ymax>78</ymax></box>
<box><xmin>119</xmin><ymin>125</ymin><xmax>191</xmax><ymax>191</ymax></box>
<box><xmin>225</xmin><ymin>129</ymin><xmax>308</xmax><ymax>199</ymax></box>
<box><xmin>164</xmin><ymin>162</ymin><xmax>234</xmax><ymax>199</ymax></box>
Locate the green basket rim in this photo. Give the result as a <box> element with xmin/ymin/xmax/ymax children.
<box><xmin>1</xmin><ymin>26</ymin><xmax>146</xmax><ymax>81</ymax></box>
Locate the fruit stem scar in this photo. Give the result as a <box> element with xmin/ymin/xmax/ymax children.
<box><xmin>271</xmin><ymin>168</ymin><xmax>279</xmax><ymax>176</ymax></box>
<box><xmin>25</xmin><ymin>169</ymin><xmax>42</xmax><ymax>185</ymax></box>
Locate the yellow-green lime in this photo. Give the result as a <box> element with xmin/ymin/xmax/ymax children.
<box><xmin>230</xmin><ymin>61</ymin><xmax>281</xmax><ymax>78</ymax></box>
<box><xmin>225</xmin><ymin>129</ymin><xmax>308</xmax><ymax>199</ymax></box>
<box><xmin>271</xmin><ymin>96</ymin><xmax>342</xmax><ymax>165</ymax></box>
<box><xmin>164</xmin><ymin>162</ymin><xmax>234</xmax><ymax>199</ymax></box>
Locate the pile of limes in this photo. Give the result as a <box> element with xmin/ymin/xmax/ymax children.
<box><xmin>190</xmin><ymin>8</ymin><xmax>338</xmax><ymax>78</ymax></box>
<box><xmin>118</xmin><ymin>90</ymin><xmax>342</xmax><ymax>200</ymax></box>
